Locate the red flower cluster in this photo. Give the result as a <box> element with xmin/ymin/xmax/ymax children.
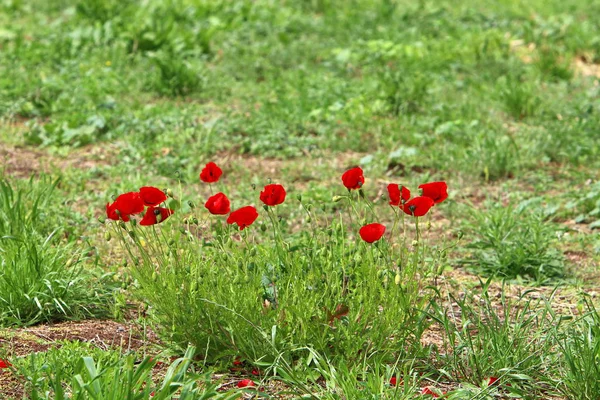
<box><xmin>386</xmin><ymin>181</ymin><xmax>447</xmax><ymax>217</ymax></box>
<box><xmin>199</xmin><ymin>162</ymin><xmax>288</xmax><ymax>230</ymax></box>
<box><xmin>106</xmin><ymin>187</ymin><xmax>173</xmax><ymax>226</ymax></box>
<box><xmin>347</xmin><ymin>168</ymin><xmax>447</xmax><ymax>243</ymax></box>
<box><xmin>0</xmin><ymin>359</ymin><xmax>11</xmax><ymax>369</ymax></box>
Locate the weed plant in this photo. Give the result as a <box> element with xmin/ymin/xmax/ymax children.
<box><xmin>17</xmin><ymin>344</ymin><xmax>235</xmax><ymax>399</ymax></box>
<box><xmin>0</xmin><ymin>178</ymin><xmax>113</xmax><ymax>326</ymax></box>
<box><xmin>431</xmin><ymin>280</ymin><xmax>559</xmax><ymax>397</ymax></box>
<box><xmin>461</xmin><ymin>202</ymin><xmax>566</xmax><ymax>283</ymax></box>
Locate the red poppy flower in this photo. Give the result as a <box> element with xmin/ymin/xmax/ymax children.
<box><xmin>251</xmin><ymin>368</ymin><xmax>260</xmax><ymax>376</ymax></box>
<box><xmin>0</xmin><ymin>359</ymin><xmax>11</xmax><ymax>369</ymax></box>
<box><xmin>106</xmin><ymin>192</ymin><xmax>145</xmax><ymax>222</ymax></box>
<box><xmin>402</xmin><ymin>196</ymin><xmax>435</xmax><ymax>217</ymax></box>
<box><xmin>200</xmin><ymin>162</ymin><xmax>222</xmax><ymax>183</ymax></box>
<box><xmin>389</xmin><ymin>376</ymin><xmax>397</xmax><ymax>386</ymax></box>
<box><xmin>488</xmin><ymin>377</ymin><xmax>499</xmax><ymax>386</ymax></box>
<box><xmin>341</xmin><ymin>167</ymin><xmax>364</xmax><ymax>190</ymax></box>
<box><xmin>105</xmin><ymin>202</ymin><xmax>123</xmax><ymax>221</ymax></box>
<box><xmin>227</xmin><ymin>206</ymin><xmax>258</xmax><ymax>230</ymax></box>
<box><xmin>419</xmin><ymin>181</ymin><xmax>448</xmax><ymax>204</ymax></box>
<box><xmin>387</xmin><ymin>183</ymin><xmax>411</xmax><ymax>206</ymax></box>
<box><xmin>359</xmin><ymin>223</ymin><xmax>386</xmax><ymax>243</ymax></box>
<box><xmin>260</xmin><ymin>184</ymin><xmax>286</xmax><ymax>206</ymax></box>
<box><xmin>140</xmin><ymin>207</ymin><xmax>174</xmax><ymax>226</ymax></box>
<box><xmin>232</xmin><ymin>358</ymin><xmax>243</xmax><ymax>366</ymax></box>
<box><xmin>237</xmin><ymin>379</ymin><xmax>255</xmax><ymax>388</ymax></box>
<box><xmin>421</xmin><ymin>387</ymin><xmax>440</xmax><ymax>397</ymax></box>
<box><xmin>139</xmin><ymin>186</ymin><xmax>167</xmax><ymax>206</ymax></box>
<box><xmin>205</xmin><ymin>192</ymin><xmax>231</xmax><ymax>215</ymax></box>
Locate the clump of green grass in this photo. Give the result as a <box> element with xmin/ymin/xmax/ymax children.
<box><xmin>460</xmin><ymin>201</ymin><xmax>566</xmax><ymax>283</ymax></box>
<box><xmin>15</xmin><ymin>344</ymin><xmax>232</xmax><ymax>399</ymax></box>
<box><xmin>555</xmin><ymin>297</ymin><xmax>600</xmax><ymax>400</ymax></box>
<box><xmin>431</xmin><ymin>281</ymin><xmax>560</xmax><ymax>397</ymax></box>
<box><xmin>0</xmin><ymin>178</ymin><xmax>113</xmax><ymax>326</ymax></box>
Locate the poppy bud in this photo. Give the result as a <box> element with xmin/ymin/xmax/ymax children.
<box><xmin>180</xmin><ymin>227</ymin><xmax>186</xmax><ymax>234</ymax></box>
<box><xmin>128</xmin><ymin>230</ymin><xmax>135</xmax><ymax>239</ymax></box>
<box><xmin>306</xmin><ymin>217</ymin><xmax>311</xmax><ymax>223</ymax></box>
<box><xmin>188</xmin><ymin>200</ymin><xmax>195</xmax><ymax>209</ymax></box>
<box><xmin>358</xmin><ymin>189</ymin><xmax>365</xmax><ymax>198</ymax></box>
<box><xmin>119</xmin><ymin>221</ymin><xmax>127</xmax><ymax>229</ymax></box>
<box><xmin>260</xmin><ymin>224</ymin><xmax>267</xmax><ymax>232</ymax></box>
<box><xmin>98</xmin><ymin>216</ymin><xmax>106</xmax><ymax>224</ymax></box>
<box><xmin>166</xmin><ymin>188</ymin><xmax>174</xmax><ymax>198</ymax></box>
<box><xmin>122</xmin><ymin>260</ymin><xmax>128</xmax><ymax>267</ymax></box>
<box><xmin>251</xmin><ymin>184</ymin><xmax>256</xmax><ymax>190</ymax></box>
<box><xmin>262</xmin><ymin>204</ymin><xmax>269</xmax><ymax>212</ymax></box>
<box><xmin>296</xmin><ymin>194</ymin><xmax>302</xmax><ymax>202</ymax></box>
<box><xmin>412</xmin><ymin>240</ymin><xmax>418</xmax><ymax>247</ymax></box>
<box><xmin>104</xmin><ymin>231</ymin><xmax>112</xmax><ymax>242</ymax></box>
<box><xmin>250</xmin><ymin>247</ymin><xmax>257</xmax><ymax>256</ymax></box>
<box><xmin>192</xmin><ymin>217</ymin><xmax>199</xmax><ymax>225</ymax></box>
<box><xmin>130</xmin><ymin>218</ymin><xmax>137</xmax><ymax>226</ymax></box>
<box><xmin>168</xmin><ymin>238</ymin><xmax>175</xmax><ymax>246</ymax></box>
<box><xmin>332</xmin><ymin>196</ymin><xmax>344</xmax><ymax>202</ymax></box>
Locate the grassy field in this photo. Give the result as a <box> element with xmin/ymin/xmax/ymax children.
<box><xmin>1</xmin><ymin>0</ymin><xmax>600</xmax><ymax>398</ymax></box>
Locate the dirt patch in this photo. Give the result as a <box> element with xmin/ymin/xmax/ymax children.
<box><xmin>219</xmin><ymin>150</ymin><xmax>365</xmax><ymax>190</ymax></box>
<box><xmin>0</xmin><ymin>142</ymin><xmax>117</xmax><ymax>179</ymax></box>
<box><xmin>574</xmin><ymin>56</ymin><xmax>600</xmax><ymax>79</ymax></box>
<box><xmin>1</xmin><ymin>319</ymin><xmax>158</xmax><ymax>358</ymax></box>
<box><xmin>0</xmin><ymin>144</ymin><xmax>44</xmax><ymax>178</ymax></box>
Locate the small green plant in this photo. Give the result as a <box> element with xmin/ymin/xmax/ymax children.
<box><xmin>460</xmin><ymin>201</ymin><xmax>566</xmax><ymax>283</ymax></box>
<box><xmin>497</xmin><ymin>75</ymin><xmax>541</xmax><ymax>120</ymax></box>
<box><xmin>432</xmin><ymin>281</ymin><xmax>559</xmax><ymax>397</ymax></box>
<box><xmin>566</xmin><ymin>180</ymin><xmax>600</xmax><ymax>229</ymax></box>
<box><xmin>0</xmin><ymin>178</ymin><xmax>113</xmax><ymax>326</ymax></box>
<box><xmin>535</xmin><ymin>47</ymin><xmax>573</xmax><ymax>82</ymax></box>
<box><xmin>467</xmin><ymin>132</ymin><xmax>520</xmax><ymax>181</ymax></box>
<box><xmin>555</xmin><ymin>297</ymin><xmax>600</xmax><ymax>400</ymax></box>
<box><xmin>147</xmin><ymin>50</ymin><xmax>205</xmax><ymax>97</ymax></box>
<box><xmin>18</xmin><ymin>345</ymin><xmax>236</xmax><ymax>399</ymax></box>
<box><xmin>378</xmin><ymin>68</ymin><xmax>429</xmax><ymax>116</ymax></box>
